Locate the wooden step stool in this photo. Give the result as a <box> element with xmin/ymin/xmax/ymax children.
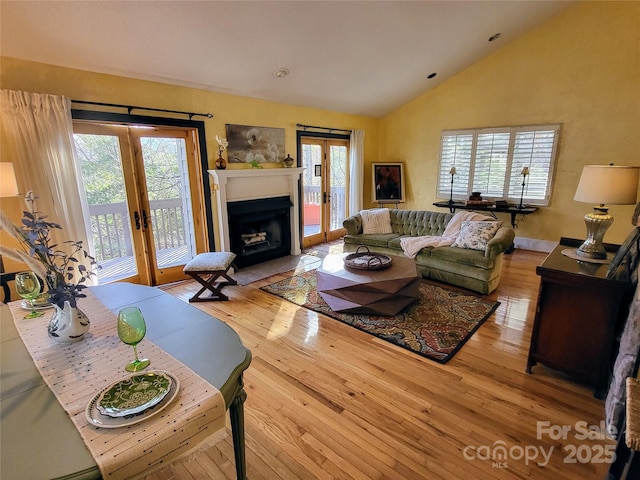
<box><xmin>184</xmin><ymin>252</ymin><xmax>237</xmax><ymax>302</ymax></box>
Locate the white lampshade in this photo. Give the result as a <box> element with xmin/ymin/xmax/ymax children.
<box><xmin>574</xmin><ymin>165</ymin><xmax>639</xmax><ymax>205</ymax></box>
<box><xmin>0</xmin><ymin>163</ymin><xmax>19</xmax><ymax>197</ymax></box>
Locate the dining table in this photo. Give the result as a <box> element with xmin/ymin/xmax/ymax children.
<box><xmin>1</xmin><ymin>283</ymin><xmax>252</xmax><ymax>480</ymax></box>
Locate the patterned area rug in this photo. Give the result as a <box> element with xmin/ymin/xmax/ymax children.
<box><xmin>260</xmin><ymin>270</ymin><xmax>500</xmax><ymax>363</ymax></box>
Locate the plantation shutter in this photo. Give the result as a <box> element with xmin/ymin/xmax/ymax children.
<box><xmin>507</xmin><ymin>127</ymin><xmax>559</xmax><ymax>203</ymax></box>
<box><xmin>438</xmin><ymin>132</ymin><xmax>473</xmax><ymax>199</ymax></box>
<box><xmin>472</xmin><ymin>130</ymin><xmax>510</xmax><ymax>198</ymax></box>
<box><xmin>438</xmin><ymin>124</ymin><xmax>559</xmax><ymax>206</ymax></box>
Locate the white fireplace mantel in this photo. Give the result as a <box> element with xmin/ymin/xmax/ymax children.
<box><xmin>208</xmin><ymin>168</ymin><xmax>304</xmax><ymax>256</ymax></box>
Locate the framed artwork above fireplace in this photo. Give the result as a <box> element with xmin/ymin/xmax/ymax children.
<box><xmin>226</xmin><ymin>124</ymin><xmax>285</xmax><ymax>164</ymax></box>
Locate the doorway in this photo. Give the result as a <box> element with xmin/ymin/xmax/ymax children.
<box><xmin>73</xmin><ymin>121</ymin><xmax>207</xmax><ymax>286</ymax></box>
<box><xmin>301</xmin><ymin>137</ymin><xmax>349</xmax><ymax>248</ymax></box>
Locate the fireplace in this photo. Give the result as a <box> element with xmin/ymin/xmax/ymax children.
<box><xmin>227</xmin><ymin>196</ymin><xmax>291</xmax><ymax>268</ymax></box>
<box><xmin>208</xmin><ymin>168</ymin><xmax>304</xmax><ymax>266</ymax></box>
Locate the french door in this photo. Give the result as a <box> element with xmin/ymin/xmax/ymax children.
<box><xmin>301</xmin><ymin>137</ymin><xmax>349</xmax><ymax>248</ymax></box>
<box><xmin>73</xmin><ymin>122</ymin><xmax>207</xmax><ymax>286</ymax></box>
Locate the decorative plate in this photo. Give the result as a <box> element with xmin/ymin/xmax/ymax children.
<box><xmin>21</xmin><ymin>294</ymin><xmax>53</xmax><ymax>310</ymax></box>
<box><xmin>97</xmin><ymin>371</ymin><xmax>172</xmax><ymax>418</ymax></box>
<box><xmin>20</xmin><ymin>300</ymin><xmax>54</xmax><ymax>311</ymax></box>
<box><xmin>86</xmin><ymin>371</ymin><xmax>179</xmax><ymax>428</ymax></box>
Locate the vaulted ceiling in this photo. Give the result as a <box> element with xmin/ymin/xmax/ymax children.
<box><xmin>0</xmin><ymin>1</ymin><xmax>570</xmax><ymax>117</ymax></box>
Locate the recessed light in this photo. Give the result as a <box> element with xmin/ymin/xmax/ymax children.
<box><xmin>274</xmin><ymin>68</ymin><xmax>289</xmax><ymax>78</ymax></box>
<box><xmin>427</xmin><ymin>72</ymin><xmax>437</xmax><ymax>79</ymax></box>
<box><xmin>489</xmin><ymin>33</ymin><xmax>502</xmax><ymax>42</ymax></box>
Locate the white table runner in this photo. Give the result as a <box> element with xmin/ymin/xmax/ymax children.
<box><xmin>9</xmin><ymin>291</ymin><xmax>227</xmax><ymax>480</ymax></box>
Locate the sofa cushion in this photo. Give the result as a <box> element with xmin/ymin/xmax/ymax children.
<box><xmin>343</xmin><ymin>233</ymin><xmax>401</xmax><ymax>248</ymax></box>
<box><xmin>425</xmin><ymin>246</ymin><xmax>495</xmax><ymax>269</ymax></box>
<box><xmin>360</xmin><ymin>208</ymin><xmax>393</xmax><ymax>234</ymax></box>
<box><xmin>452</xmin><ymin>220</ymin><xmax>502</xmax><ymax>251</ymax></box>
<box><xmin>390</xmin><ymin>210</ymin><xmax>452</xmax><ymax>236</ymax></box>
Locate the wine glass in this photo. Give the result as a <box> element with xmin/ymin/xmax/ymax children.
<box><xmin>15</xmin><ymin>271</ymin><xmax>44</xmax><ymax>319</ymax></box>
<box><xmin>117</xmin><ymin>306</ymin><xmax>150</xmax><ymax>372</ymax></box>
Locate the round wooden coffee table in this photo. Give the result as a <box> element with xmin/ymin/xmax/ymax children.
<box><xmin>316</xmin><ymin>253</ymin><xmax>420</xmax><ymax>315</ymax></box>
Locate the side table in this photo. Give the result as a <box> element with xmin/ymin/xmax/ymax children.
<box><xmin>526</xmin><ymin>238</ymin><xmax>633</xmax><ymax>398</ymax></box>
<box><xmin>432</xmin><ymin>201</ymin><xmax>538</xmax><ymax>228</ymax></box>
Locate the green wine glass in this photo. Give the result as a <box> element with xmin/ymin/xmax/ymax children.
<box><xmin>15</xmin><ymin>271</ymin><xmax>44</xmax><ymax>319</ymax></box>
<box><xmin>117</xmin><ymin>306</ymin><xmax>150</xmax><ymax>372</ymax></box>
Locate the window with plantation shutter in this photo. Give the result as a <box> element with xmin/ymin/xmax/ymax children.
<box><xmin>437</xmin><ymin>125</ymin><xmax>559</xmax><ymax>206</ymax></box>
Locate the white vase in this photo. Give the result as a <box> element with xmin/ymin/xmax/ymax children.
<box><xmin>48</xmin><ymin>300</ymin><xmax>90</xmax><ymax>343</ymax></box>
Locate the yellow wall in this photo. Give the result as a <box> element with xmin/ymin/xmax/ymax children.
<box><xmin>0</xmin><ymin>56</ymin><xmax>379</xmax><ymax>251</ymax></box>
<box><xmin>379</xmin><ymin>1</ymin><xmax>640</xmax><ymax>246</ymax></box>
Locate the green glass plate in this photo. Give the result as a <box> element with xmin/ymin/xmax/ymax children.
<box><xmin>96</xmin><ymin>371</ymin><xmax>172</xmax><ymax>418</ymax></box>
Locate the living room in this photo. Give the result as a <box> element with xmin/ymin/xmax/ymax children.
<box><xmin>1</xmin><ymin>1</ymin><xmax>639</xmax><ymax>479</ymax></box>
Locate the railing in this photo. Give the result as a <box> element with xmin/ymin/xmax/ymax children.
<box><xmin>303</xmin><ymin>185</ymin><xmax>347</xmax><ymax>230</ymax></box>
<box><xmin>88</xmin><ymin>198</ymin><xmax>186</xmax><ymax>262</ymax></box>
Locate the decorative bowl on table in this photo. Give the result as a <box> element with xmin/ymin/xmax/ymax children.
<box><xmin>343</xmin><ymin>246</ymin><xmax>393</xmax><ymax>271</ymax></box>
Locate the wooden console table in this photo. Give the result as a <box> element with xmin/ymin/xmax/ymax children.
<box><xmin>1</xmin><ymin>283</ymin><xmax>252</xmax><ymax>480</ymax></box>
<box><xmin>526</xmin><ymin>238</ymin><xmax>633</xmax><ymax>399</ymax></box>
<box><xmin>432</xmin><ymin>201</ymin><xmax>538</xmax><ymax>228</ymax></box>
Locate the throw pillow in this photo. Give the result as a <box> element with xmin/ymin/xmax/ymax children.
<box><xmin>360</xmin><ymin>208</ymin><xmax>393</xmax><ymax>234</ymax></box>
<box><xmin>452</xmin><ymin>220</ymin><xmax>502</xmax><ymax>251</ymax></box>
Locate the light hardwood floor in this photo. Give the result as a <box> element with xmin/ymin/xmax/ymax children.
<box><xmin>151</xmin><ymin>243</ymin><xmax>613</xmax><ymax>480</ymax></box>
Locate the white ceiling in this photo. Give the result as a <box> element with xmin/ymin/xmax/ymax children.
<box><xmin>0</xmin><ymin>1</ymin><xmax>570</xmax><ymax>118</ymax></box>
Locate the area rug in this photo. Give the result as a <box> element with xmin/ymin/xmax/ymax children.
<box><xmin>260</xmin><ymin>270</ymin><xmax>500</xmax><ymax>363</ymax></box>
<box><xmin>233</xmin><ymin>254</ymin><xmax>322</xmax><ymax>285</ymax></box>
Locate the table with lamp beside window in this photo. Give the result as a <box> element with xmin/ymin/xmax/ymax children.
<box><xmin>434</xmin><ymin>165</ymin><xmax>539</xmax><ymax>229</ymax></box>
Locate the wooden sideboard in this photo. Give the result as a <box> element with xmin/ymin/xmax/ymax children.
<box><xmin>526</xmin><ymin>238</ymin><xmax>633</xmax><ymax>398</ymax></box>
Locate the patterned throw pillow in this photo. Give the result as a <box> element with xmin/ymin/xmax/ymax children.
<box><xmin>360</xmin><ymin>208</ymin><xmax>393</xmax><ymax>234</ymax></box>
<box><xmin>452</xmin><ymin>221</ymin><xmax>502</xmax><ymax>251</ymax></box>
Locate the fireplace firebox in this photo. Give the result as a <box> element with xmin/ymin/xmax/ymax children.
<box><xmin>227</xmin><ymin>196</ymin><xmax>292</xmax><ymax>268</ymax></box>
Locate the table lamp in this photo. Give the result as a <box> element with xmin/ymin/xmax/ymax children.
<box><xmin>517</xmin><ymin>166</ymin><xmax>529</xmax><ymax>209</ymax></box>
<box><xmin>0</xmin><ymin>163</ymin><xmax>19</xmax><ymax>197</ymax></box>
<box><xmin>448</xmin><ymin>167</ymin><xmax>456</xmax><ymax>205</ymax></box>
<box><xmin>0</xmin><ymin>162</ymin><xmax>19</xmax><ymax>275</ymax></box>
<box><xmin>573</xmin><ymin>164</ymin><xmax>639</xmax><ymax>260</ymax></box>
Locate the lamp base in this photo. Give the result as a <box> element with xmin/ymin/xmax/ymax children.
<box><xmin>575</xmin><ymin>207</ymin><xmax>613</xmax><ymax>260</ymax></box>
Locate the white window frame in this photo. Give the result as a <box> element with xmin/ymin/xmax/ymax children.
<box><xmin>437</xmin><ymin>124</ymin><xmax>560</xmax><ymax>206</ymax></box>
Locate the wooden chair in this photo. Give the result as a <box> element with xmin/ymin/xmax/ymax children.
<box><xmin>183</xmin><ymin>252</ymin><xmax>237</xmax><ymax>302</ymax></box>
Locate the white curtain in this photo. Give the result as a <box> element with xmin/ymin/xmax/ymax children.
<box><xmin>0</xmin><ymin>90</ymin><xmax>91</xmax><ymax>268</ymax></box>
<box><xmin>349</xmin><ymin>129</ymin><xmax>365</xmax><ymax>215</ymax></box>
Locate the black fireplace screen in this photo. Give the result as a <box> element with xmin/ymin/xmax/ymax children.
<box><xmin>227</xmin><ymin>196</ymin><xmax>292</xmax><ymax>268</ymax></box>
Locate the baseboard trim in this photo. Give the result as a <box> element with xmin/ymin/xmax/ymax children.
<box><xmin>514</xmin><ymin>237</ymin><xmax>558</xmax><ymax>253</ymax></box>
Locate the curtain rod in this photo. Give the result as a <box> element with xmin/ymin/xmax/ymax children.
<box><xmin>296</xmin><ymin>123</ymin><xmax>351</xmax><ymax>134</ymax></box>
<box><xmin>71</xmin><ymin>99</ymin><xmax>213</xmax><ymax>120</ymax></box>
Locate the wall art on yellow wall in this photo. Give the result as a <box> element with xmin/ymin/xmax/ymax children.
<box><xmin>225</xmin><ymin>124</ymin><xmax>285</xmax><ymax>165</ymax></box>
<box><xmin>373</xmin><ymin>163</ymin><xmax>405</xmax><ymax>203</ymax></box>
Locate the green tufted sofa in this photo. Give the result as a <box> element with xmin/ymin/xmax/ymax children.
<box><xmin>342</xmin><ymin>209</ymin><xmax>515</xmax><ymax>295</ymax></box>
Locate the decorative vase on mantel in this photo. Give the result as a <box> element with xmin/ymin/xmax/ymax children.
<box><xmin>48</xmin><ymin>300</ymin><xmax>90</xmax><ymax>343</ymax></box>
<box><xmin>215</xmin><ymin>155</ymin><xmax>227</xmax><ymax>170</ymax></box>
<box><xmin>283</xmin><ymin>154</ymin><xmax>294</xmax><ymax>168</ymax></box>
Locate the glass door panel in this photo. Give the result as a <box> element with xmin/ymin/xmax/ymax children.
<box><xmin>139</xmin><ymin>135</ymin><xmax>196</xmax><ymax>274</ymax></box>
<box><xmin>302</xmin><ymin>142</ymin><xmax>324</xmax><ymax>247</ymax></box>
<box><xmin>74</xmin><ymin>127</ymin><xmax>141</xmax><ymax>285</ymax></box>
<box><xmin>328</xmin><ymin>143</ymin><xmax>348</xmax><ymax>240</ymax></box>
<box><xmin>301</xmin><ymin>137</ymin><xmax>349</xmax><ymax>248</ymax></box>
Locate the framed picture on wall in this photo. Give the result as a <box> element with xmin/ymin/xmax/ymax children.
<box><xmin>372</xmin><ymin>163</ymin><xmax>405</xmax><ymax>203</ymax></box>
<box><xmin>225</xmin><ymin>124</ymin><xmax>285</xmax><ymax>164</ymax></box>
